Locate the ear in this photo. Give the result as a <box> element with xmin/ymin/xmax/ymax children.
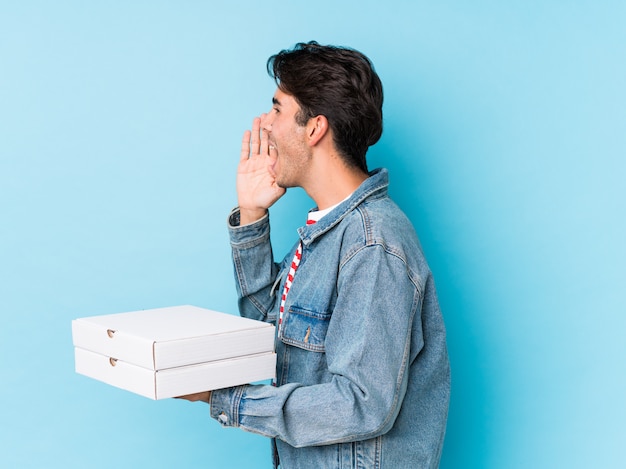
<box><xmin>306</xmin><ymin>115</ymin><xmax>329</xmax><ymax>147</ymax></box>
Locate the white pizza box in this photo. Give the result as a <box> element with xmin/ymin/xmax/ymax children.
<box><xmin>74</xmin><ymin>347</ymin><xmax>276</xmax><ymax>399</ymax></box>
<box><xmin>71</xmin><ymin>305</ymin><xmax>276</xmax><ymax>370</ymax></box>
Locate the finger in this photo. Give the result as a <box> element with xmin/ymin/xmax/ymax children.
<box><xmin>240</xmin><ymin>130</ymin><xmax>251</xmax><ymax>162</ymax></box>
<box><xmin>268</xmin><ymin>161</ymin><xmax>277</xmax><ymax>178</ymax></box>
<box><xmin>260</xmin><ymin>127</ymin><xmax>269</xmax><ymax>156</ymax></box>
<box><xmin>250</xmin><ymin>117</ymin><xmax>261</xmax><ymax>155</ymax></box>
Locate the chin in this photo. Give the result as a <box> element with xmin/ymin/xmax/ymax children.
<box><xmin>276</xmin><ymin>178</ymin><xmax>296</xmax><ymax>189</ymax></box>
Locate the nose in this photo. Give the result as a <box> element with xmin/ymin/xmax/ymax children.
<box><xmin>261</xmin><ymin>112</ymin><xmax>273</xmax><ymax>132</ymax></box>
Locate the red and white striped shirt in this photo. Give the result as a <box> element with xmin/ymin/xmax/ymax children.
<box><xmin>278</xmin><ymin>218</ymin><xmax>316</xmax><ymax>333</ymax></box>
<box><xmin>277</xmin><ymin>197</ymin><xmax>350</xmax><ymax>334</ymax></box>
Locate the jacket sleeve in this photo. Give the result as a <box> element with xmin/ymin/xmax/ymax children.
<box><xmin>227</xmin><ymin>207</ymin><xmax>285</xmax><ymax>323</ymax></box>
<box><xmin>211</xmin><ymin>240</ymin><xmax>424</xmax><ymax>447</ymax></box>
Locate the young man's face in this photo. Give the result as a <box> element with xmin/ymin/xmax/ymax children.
<box><xmin>262</xmin><ymin>89</ymin><xmax>312</xmax><ymax>189</ymax></box>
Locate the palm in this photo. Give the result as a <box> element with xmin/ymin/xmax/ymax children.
<box><xmin>237</xmin><ymin>117</ymin><xmax>285</xmax><ymax>214</ymax></box>
<box><xmin>237</xmin><ymin>152</ymin><xmax>284</xmax><ymax>210</ymax></box>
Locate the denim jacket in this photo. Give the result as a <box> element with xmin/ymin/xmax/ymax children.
<box><xmin>211</xmin><ymin>168</ymin><xmax>450</xmax><ymax>468</ymax></box>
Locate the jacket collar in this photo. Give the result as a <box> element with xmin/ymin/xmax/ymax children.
<box><xmin>298</xmin><ymin>168</ymin><xmax>389</xmax><ymax>245</ymax></box>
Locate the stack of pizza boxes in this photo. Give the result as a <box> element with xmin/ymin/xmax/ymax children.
<box><xmin>72</xmin><ymin>305</ymin><xmax>276</xmax><ymax>399</ymax></box>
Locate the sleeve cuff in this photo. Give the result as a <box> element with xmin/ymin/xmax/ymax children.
<box><xmin>227</xmin><ymin>207</ymin><xmax>271</xmax><ymax>247</ymax></box>
<box><xmin>210</xmin><ymin>386</ymin><xmax>246</xmax><ymax>428</ymax></box>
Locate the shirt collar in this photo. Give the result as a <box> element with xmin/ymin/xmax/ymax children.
<box><xmin>307</xmin><ymin>195</ymin><xmax>352</xmax><ymax>224</ymax></box>
<box><xmin>298</xmin><ymin>168</ymin><xmax>389</xmax><ymax>245</ymax></box>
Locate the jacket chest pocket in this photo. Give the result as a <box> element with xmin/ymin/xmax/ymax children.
<box><xmin>280</xmin><ymin>306</ymin><xmax>331</xmax><ymax>353</ymax></box>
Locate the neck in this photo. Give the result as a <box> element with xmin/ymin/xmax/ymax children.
<box><xmin>303</xmin><ymin>154</ymin><xmax>368</xmax><ymax>210</ymax></box>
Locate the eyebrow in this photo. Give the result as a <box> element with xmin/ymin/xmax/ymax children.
<box><xmin>272</xmin><ymin>97</ymin><xmax>281</xmax><ymax>107</ymax></box>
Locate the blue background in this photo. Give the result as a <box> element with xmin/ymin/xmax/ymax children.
<box><xmin>1</xmin><ymin>1</ymin><xmax>624</xmax><ymax>468</ymax></box>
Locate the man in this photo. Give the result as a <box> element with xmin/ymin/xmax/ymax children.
<box><xmin>185</xmin><ymin>41</ymin><xmax>450</xmax><ymax>468</ymax></box>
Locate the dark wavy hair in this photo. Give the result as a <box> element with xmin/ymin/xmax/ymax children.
<box><xmin>267</xmin><ymin>41</ymin><xmax>383</xmax><ymax>173</ymax></box>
